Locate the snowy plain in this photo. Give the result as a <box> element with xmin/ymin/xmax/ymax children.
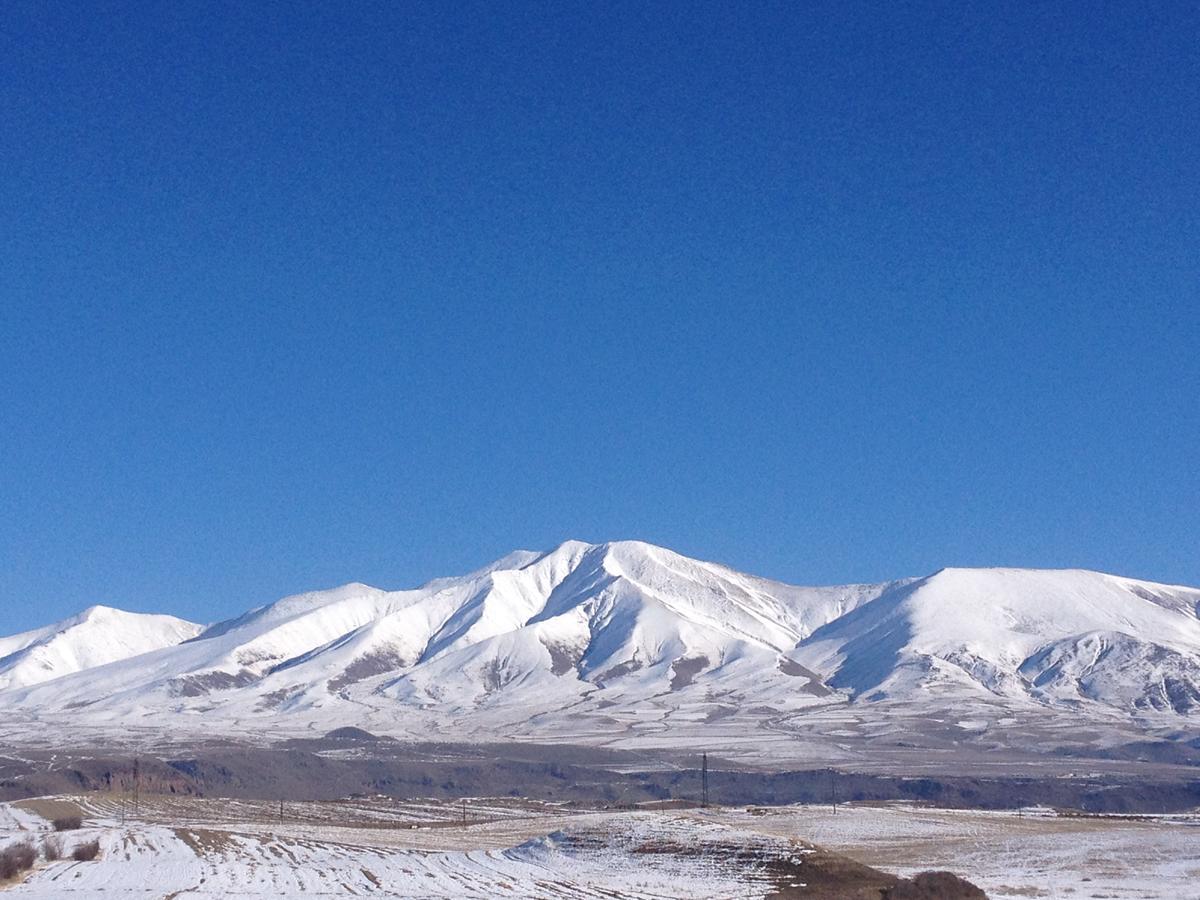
<box><xmin>2</xmin><ymin>797</ymin><xmax>1197</xmax><ymax>898</ymax></box>
<box><xmin>715</xmin><ymin>803</ymin><xmax>1200</xmax><ymax>899</ymax></box>
<box><xmin>0</xmin><ymin>798</ymin><xmax>788</xmax><ymax>898</ymax></box>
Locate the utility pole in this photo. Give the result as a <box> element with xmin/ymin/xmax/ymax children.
<box><xmin>279</xmin><ymin>798</ymin><xmax>284</xmax><ymax>824</ymax></box>
<box><xmin>701</xmin><ymin>753</ymin><xmax>708</xmax><ymax>809</ymax></box>
<box><xmin>133</xmin><ymin>754</ymin><xmax>140</xmax><ymax>819</ymax></box>
<box><xmin>461</xmin><ymin>799</ymin><xmax>467</xmax><ymax>828</ymax></box>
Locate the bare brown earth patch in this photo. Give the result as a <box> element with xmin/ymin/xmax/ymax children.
<box><xmin>625</xmin><ymin>831</ymin><xmax>987</xmax><ymax>900</ymax></box>
<box><xmin>168</xmin><ymin>670</ymin><xmax>259</xmax><ymax>698</ymax></box>
<box><xmin>595</xmin><ymin>656</ymin><xmax>642</xmax><ymax>684</ymax></box>
<box><xmin>360</xmin><ymin>867</ymin><xmax>382</xmax><ymax>887</ymax></box>
<box><xmin>256</xmin><ymin>685</ymin><xmax>304</xmax><ymax>710</ymax></box>
<box><xmin>541</xmin><ymin>641</ymin><xmax>584</xmax><ymax>676</ymax></box>
<box><xmin>669</xmin><ymin>655</ymin><xmax>709</xmax><ymax>690</ymax></box>
<box><xmin>777</xmin><ymin>658</ymin><xmax>833</xmax><ymax>696</ymax></box>
<box><xmin>760</xmin><ymin>844</ymin><xmax>986</xmax><ymax>899</ymax></box>
<box><xmin>174</xmin><ymin>827</ymin><xmax>243</xmax><ymax>856</ymax></box>
<box><xmin>886</xmin><ymin>871</ymin><xmax>989</xmax><ymax>899</ymax></box>
<box><xmin>327</xmin><ymin>650</ymin><xmax>409</xmax><ymax>692</ymax></box>
<box><xmin>705</xmin><ymin>704</ymin><xmax>738</xmax><ymax>721</ymax></box>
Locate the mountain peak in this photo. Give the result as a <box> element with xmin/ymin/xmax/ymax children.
<box><xmin>2</xmin><ymin>550</ymin><xmax>1199</xmax><ymax>748</ymax></box>
<box><xmin>0</xmin><ymin>606</ymin><xmax>203</xmax><ymax>692</ymax></box>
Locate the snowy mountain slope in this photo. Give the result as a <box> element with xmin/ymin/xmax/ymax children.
<box><xmin>790</xmin><ymin>567</ymin><xmax>1200</xmax><ymax>711</ymax></box>
<box><xmin>0</xmin><ymin>606</ymin><xmax>202</xmax><ymax>691</ymax></box>
<box><xmin>0</xmin><ymin>542</ymin><xmax>876</xmax><ymax>715</ymax></box>
<box><xmin>268</xmin><ymin>539</ymin><xmax>895</xmax><ymax>718</ymax></box>
<box><xmin>0</xmin><ymin>544</ymin><xmax>1198</xmax><ymax>748</ymax></box>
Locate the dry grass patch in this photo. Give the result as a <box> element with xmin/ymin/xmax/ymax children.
<box><xmin>15</xmin><ymin>797</ymin><xmax>84</xmax><ymax>823</ymax></box>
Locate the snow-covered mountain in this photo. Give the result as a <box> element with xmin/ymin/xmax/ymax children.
<box><xmin>0</xmin><ymin>606</ymin><xmax>202</xmax><ymax>691</ymax></box>
<box><xmin>790</xmin><ymin>567</ymin><xmax>1200</xmax><ymax>713</ymax></box>
<box><xmin>1</xmin><ymin>542</ymin><xmax>1198</xmax><ymax>752</ymax></box>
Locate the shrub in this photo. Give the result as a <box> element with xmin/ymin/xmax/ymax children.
<box><xmin>0</xmin><ymin>841</ymin><xmax>36</xmax><ymax>879</ymax></box>
<box><xmin>886</xmin><ymin>870</ymin><xmax>987</xmax><ymax>899</ymax></box>
<box><xmin>42</xmin><ymin>835</ymin><xmax>63</xmax><ymax>862</ymax></box>
<box><xmin>71</xmin><ymin>840</ymin><xmax>100</xmax><ymax>862</ymax></box>
<box><xmin>52</xmin><ymin>816</ymin><xmax>82</xmax><ymax>832</ymax></box>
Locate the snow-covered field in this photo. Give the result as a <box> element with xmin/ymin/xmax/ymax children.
<box><xmin>708</xmin><ymin>803</ymin><xmax>1200</xmax><ymax>899</ymax></box>
<box><xmin>2</xmin><ymin>796</ymin><xmax>1197</xmax><ymax>898</ymax></box>
<box><xmin>0</xmin><ymin>798</ymin><xmax>789</xmax><ymax>898</ymax></box>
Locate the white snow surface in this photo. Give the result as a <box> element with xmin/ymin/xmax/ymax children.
<box><xmin>791</xmin><ymin>567</ymin><xmax>1200</xmax><ymax>711</ymax></box>
<box><xmin>3</xmin><ymin>798</ymin><xmax>1197</xmax><ymax>898</ymax></box>
<box><xmin>0</xmin><ymin>800</ymin><xmax>787</xmax><ymax>899</ymax></box>
<box><xmin>2</xmin><ymin>541</ymin><xmax>1199</xmax><ymax>747</ymax></box>
<box><xmin>714</xmin><ymin>803</ymin><xmax>1200</xmax><ymax>899</ymax></box>
<box><xmin>0</xmin><ymin>606</ymin><xmax>202</xmax><ymax>691</ymax></box>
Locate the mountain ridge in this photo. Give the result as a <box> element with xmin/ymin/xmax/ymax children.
<box><xmin>2</xmin><ymin>541</ymin><xmax>1198</xmax><ymax>757</ymax></box>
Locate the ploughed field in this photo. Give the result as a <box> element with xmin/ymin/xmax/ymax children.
<box><xmin>0</xmin><ymin>792</ymin><xmax>1195</xmax><ymax>897</ymax></box>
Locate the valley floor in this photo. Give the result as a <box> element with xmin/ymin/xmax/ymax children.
<box><xmin>1</xmin><ymin>795</ymin><xmax>1196</xmax><ymax>898</ymax></box>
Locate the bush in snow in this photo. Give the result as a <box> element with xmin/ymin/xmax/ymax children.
<box><xmin>0</xmin><ymin>841</ymin><xmax>36</xmax><ymax>879</ymax></box>
<box><xmin>52</xmin><ymin>816</ymin><xmax>82</xmax><ymax>832</ymax></box>
<box><xmin>886</xmin><ymin>870</ymin><xmax>987</xmax><ymax>899</ymax></box>
<box><xmin>42</xmin><ymin>834</ymin><xmax>63</xmax><ymax>861</ymax></box>
<box><xmin>71</xmin><ymin>840</ymin><xmax>100</xmax><ymax>862</ymax></box>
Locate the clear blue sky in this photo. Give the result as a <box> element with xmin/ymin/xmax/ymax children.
<box><xmin>2</xmin><ymin>1</ymin><xmax>1198</xmax><ymax>631</ymax></box>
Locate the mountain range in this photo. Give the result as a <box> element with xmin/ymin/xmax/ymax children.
<box><xmin>2</xmin><ymin>540</ymin><xmax>1198</xmax><ymax>759</ymax></box>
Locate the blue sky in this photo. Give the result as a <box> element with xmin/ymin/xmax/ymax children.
<box><xmin>2</xmin><ymin>2</ymin><xmax>1197</xmax><ymax>631</ymax></box>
